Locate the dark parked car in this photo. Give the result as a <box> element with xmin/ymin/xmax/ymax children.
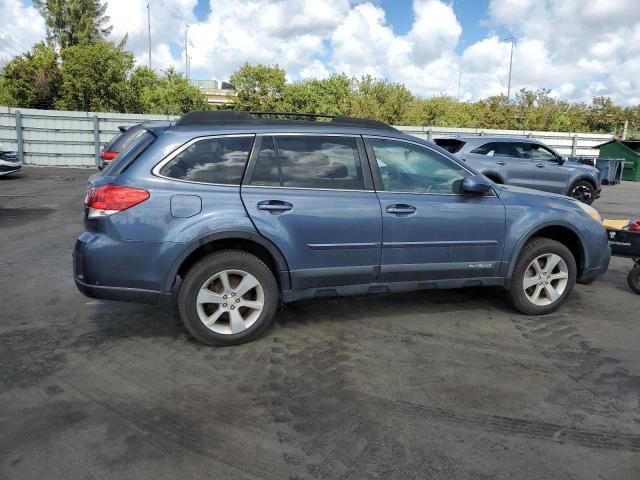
<box><xmin>0</xmin><ymin>143</ymin><xmax>21</xmax><ymax>176</ymax></box>
<box><xmin>74</xmin><ymin>112</ymin><xmax>610</xmax><ymax>346</ymax></box>
<box><xmin>435</xmin><ymin>136</ymin><xmax>601</xmax><ymax>204</ymax></box>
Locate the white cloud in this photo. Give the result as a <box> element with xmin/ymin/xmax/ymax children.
<box><xmin>2</xmin><ymin>0</ymin><xmax>640</xmax><ymax>106</ymax></box>
<box><xmin>0</xmin><ymin>0</ymin><xmax>45</xmax><ymax>63</ymax></box>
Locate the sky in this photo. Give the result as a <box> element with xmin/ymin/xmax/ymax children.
<box><xmin>1</xmin><ymin>0</ymin><xmax>640</xmax><ymax>105</ymax></box>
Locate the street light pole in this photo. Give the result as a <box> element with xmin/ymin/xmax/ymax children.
<box><xmin>457</xmin><ymin>72</ymin><xmax>463</xmax><ymax>101</ymax></box>
<box><xmin>185</xmin><ymin>24</ymin><xmax>189</xmax><ymax>80</ymax></box>
<box><xmin>505</xmin><ymin>36</ymin><xmax>514</xmax><ymax>100</ymax></box>
<box><xmin>147</xmin><ymin>1</ymin><xmax>152</xmax><ymax>69</ymax></box>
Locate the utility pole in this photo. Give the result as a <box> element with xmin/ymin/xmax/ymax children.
<box><xmin>505</xmin><ymin>36</ymin><xmax>514</xmax><ymax>100</ymax></box>
<box><xmin>185</xmin><ymin>24</ymin><xmax>189</xmax><ymax>80</ymax></box>
<box><xmin>457</xmin><ymin>72</ymin><xmax>463</xmax><ymax>101</ymax></box>
<box><xmin>147</xmin><ymin>1</ymin><xmax>152</xmax><ymax>68</ymax></box>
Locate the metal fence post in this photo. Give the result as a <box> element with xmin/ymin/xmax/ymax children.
<box><xmin>93</xmin><ymin>115</ymin><xmax>100</xmax><ymax>167</ymax></box>
<box><xmin>427</xmin><ymin>128</ymin><xmax>433</xmax><ymax>142</ymax></box>
<box><xmin>15</xmin><ymin>110</ymin><xmax>24</xmax><ymax>163</ymax></box>
<box><xmin>571</xmin><ymin>135</ymin><xmax>577</xmax><ymax>157</ymax></box>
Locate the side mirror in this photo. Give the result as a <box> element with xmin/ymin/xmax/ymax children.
<box><xmin>557</xmin><ymin>156</ymin><xmax>566</xmax><ymax>165</ymax></box>
<box><xmin>461</xmin><ymin>175</ymin><xmax>492</xmax><ymax>194</ymax></box>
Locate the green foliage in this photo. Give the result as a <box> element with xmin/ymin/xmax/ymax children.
<box><xmin>130</xmin><ymin>67</ymin><xmax>211</xmax><ymax>115</ymax></box>
<box><xmin>56</xmin><ymin>40</ymin><xmax>133</xmax><ymax>111</ymax></box>
<box><xmin>1</xmin><ymin>43</ymin><xmax>62</xmax><ymax>109</ymax></box>
<box><xmin>34</xmin><ymin>0</ymin><xmax>112</xmax><ymax>49</ymax></box>
<box><xmin>229</xmin><ymin>63</ymin><xmax>287</xmax><ymax>111</ymax></box>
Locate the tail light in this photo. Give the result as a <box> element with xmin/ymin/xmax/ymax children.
<box><xmin>84</xmin><ymin>184</ymin><xmax>149</xmax><ymax>218</ymax></box>
<box><xmin>629</xmin><ymin>220</ymin><xmax>640</xmax><ymax>232</ymax></box>
<box><xmin>100</xmin><ymin>151</ymin><xmax>119</xmax><ymax>162</ymax></box>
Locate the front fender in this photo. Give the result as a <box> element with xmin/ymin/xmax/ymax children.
<box><xmin>502</xmin><ymin>219</ymin><xmax>587</xmax><ymax>280</ymax></box>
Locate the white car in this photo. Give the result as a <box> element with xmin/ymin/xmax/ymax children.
<box><xmin>0</xmin><ymin>143</ymin><xmax>21</xmax><ymax>176</ymax></box>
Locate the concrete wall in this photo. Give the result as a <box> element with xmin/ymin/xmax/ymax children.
<box><xmin>0</xmin><ymin>106</ymin><xmax>614</xmax><ymax>167</ymax></box>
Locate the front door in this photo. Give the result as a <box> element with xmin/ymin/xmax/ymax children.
<box><xmin>242</xmin><ymin>134</ymin><xmax>382</xmax><ymax>290</ymax></box>
<box><xmin>365</xmin><ymin>137</ymin><xmax>506</xmax><ymax>283</ymax></box>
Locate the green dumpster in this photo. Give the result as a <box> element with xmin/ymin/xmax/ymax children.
<box><xmin>594</xmin><ymin>140</ymin><xmax>640</xmax><ymax>182</ymax></box>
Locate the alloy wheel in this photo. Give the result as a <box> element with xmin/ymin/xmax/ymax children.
<box><xmin>196</xmin><ymin>269</ymin><xmax>264</xmax><ymax>334</ymax></box>
<box><xmin>571</xmin><ymin>184</ymin><xmax>592</xmax><ymax>203</ymax></box>
<box><xmin>522</xmin><ymin>253</ymin><xmax>569</xmax><ymax>306</ymax></box>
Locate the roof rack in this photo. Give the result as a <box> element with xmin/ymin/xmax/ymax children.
<box><xmin>174</xmin><ymin>111</ymin><xmax>397</xmax><ymax>131</ymax></box>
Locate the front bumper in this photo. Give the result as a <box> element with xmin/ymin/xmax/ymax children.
<box><xmin>0</xmin><ymin>163</ymin><xmax>21</xmax><ymax>176</ymax></box>
<box><xmin>577</xmin><ymin>231</ymin><xmax>611</xmax><ymax>284</ymax></box>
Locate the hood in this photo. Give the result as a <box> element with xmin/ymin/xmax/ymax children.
<box><xmin>564</xmin><ymin>161</ymin><xmax>599</xmax><ymax>175</ymax></box>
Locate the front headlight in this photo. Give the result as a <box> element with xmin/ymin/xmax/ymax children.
<box><xmin>575</xmin><ymin>201</ymin><xmax>602</xmax><ymax>224</ymax></box>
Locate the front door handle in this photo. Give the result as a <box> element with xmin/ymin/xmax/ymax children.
<box><xmin>536</xmin><ymin>163</ymin><xmax>545</xmax><ymax>168</ymax></box>
<box><xmin>495</xmin><ymin>160</ymin><xmax>506</xmax><ymax>166</ymax></box>
<box><xmin>386</xmin><ymin>204</ymin><xmax>416</xmax><ymax>215</ymax></box>
<box><xmin>257</xmin><ymin>200</ymin><xmax>293</xmax><ymax>212</ymax></box>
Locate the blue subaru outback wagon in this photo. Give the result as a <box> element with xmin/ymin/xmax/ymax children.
<box><xmin>74</xmin><ymin>112</ymin><xmax>610</xmax><ymax>345</ymax></box>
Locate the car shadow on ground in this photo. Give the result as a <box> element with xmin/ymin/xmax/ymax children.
<box><xmin>81</xmin><ymin>287</ymin><xmax>513</xmax><ymax>346</ymax></box>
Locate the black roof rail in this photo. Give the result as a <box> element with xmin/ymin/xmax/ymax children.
<box><xmin>174</xmin><ymin>111</ymin><xmax>397</xmax><ymax>131</ymax></box>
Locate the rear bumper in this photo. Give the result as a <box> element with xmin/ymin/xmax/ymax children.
<box><xmin>73</xmin><ymin>235</ymin><xmax>177</xmax><ymax>308</ymax></box>
<box><xmin>74</xmin><ymin>276</ymin><xmax>162</xmax><ymax>305</ymax></box>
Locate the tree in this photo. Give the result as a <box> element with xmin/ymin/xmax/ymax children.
<box><xmin>229</xmin><ymin>63</ymin><xmax>287</xmax><ymax>111</ymax></box>
<box><xmin>280</xmin><ymin>74</ymin><xmax>353</xmax><ymax>115</ymax></box>
<box><xmin>1</xmin><ymin>43</ymin><xmax>62</xmax><ymax>109</ymax></box>
<box><xmin>56</xmin><ymin>40</ymin><xmax>133</xmax><ymax>111</ymax></box>
<box><xmin>344</xmin><ymin>75</ymin><xmax>414</xmax><ymax>124</ymax></box>
<box><xmin>135</xmin><ymin>67</ymin><xmax>210</xmax><ymax>115</ymax></box>
<box><xmin>34</xmin><ymin>0</ymin><xmax>113</xmax><ymax>49</ymax></box>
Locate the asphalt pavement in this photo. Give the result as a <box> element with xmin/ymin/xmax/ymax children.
<box><xmin>1</xmin><ymin>166</ymin><xmax>639</xmax><ymax>479</ymax></box>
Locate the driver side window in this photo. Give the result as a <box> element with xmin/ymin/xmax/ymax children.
<box><xmin>369</xmin><ymin>138</ymin><xmax>468</xmax><ymax>194</ymax></box>
<box><xmin>530</xmin><ymin>144</ymin><xmax>558</xmax><ymax>161</ymax></box>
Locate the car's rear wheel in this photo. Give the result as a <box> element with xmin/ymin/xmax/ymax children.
<box><xmin>508</xmin><ymin>237</ymin><xmax>576</xmax><ymax>315</ymax></box>
<box><xmin>178</xmin><ymin>250</ymin><xmax>279</xmax><ymax>346</ymax></box>
<box><xmin>570</xmin><ymin>180</ymin><xmax>595</xmax><ymax>204</ymax></box>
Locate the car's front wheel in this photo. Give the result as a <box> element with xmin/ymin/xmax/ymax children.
<box><xmin>508</xmin><ymin>237</ymin><xmax>577</xmax><ymax>315</ymax></box>
<box><xmin>178</xmin><ymin>250</ymin><xmax>279</xmax><ymax>346</ymax></box>
<box><xmin>570</xmin><ymin>180</ymin><xmax>595</xmax><ymax>204</ymax></box>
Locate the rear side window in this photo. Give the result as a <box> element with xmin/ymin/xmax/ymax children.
<box><xmin>434</xmin><ymin>138</ymin><xmax>465</xmax><ymax>153</ymax></box>
<box><xmin>160</xmin><ymin>136</ymin><xmax>254</xmax><ymax>184</ymax></box>
<box><xmin>100</xmin><ymin>128</ymin><xmax>156</xmax><ymax>176</ymax></box>
<box><xmin>250</xmin><ymin>135</ymin><xmax>364</xmax><ymax>190</ymax></box>
<box><xmin>471</xmin><ymin>142</ymin><xmax>528</xmax><ymax>159</ymax></box>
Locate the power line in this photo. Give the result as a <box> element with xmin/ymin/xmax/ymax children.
<box><xmin>0</xmin><ymin>37</ymin><xmax>23</xmax><ymax>57</ymax></box>
<box><xmin>0</xmin><ymin>32</ymin><xmax>28</xmax><ymax>55</ymax></box>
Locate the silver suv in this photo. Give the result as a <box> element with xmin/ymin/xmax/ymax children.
<box><xmin>435</xmin><ymin>136</ymin><xmax>601</xmax><ymax>204</ymax></box>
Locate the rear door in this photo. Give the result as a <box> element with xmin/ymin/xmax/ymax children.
<box><xmin>491</xmin><ymin>142</ymin><xmax>534</xmax><ymax>188</ymax></box>
<box><xmin>530</xmin><ymin>143</ymin><xmax>569</xmax><ymax>193</ymax></box>
<box><xmin>241</xmin><ymin>134</ymin><xmax>382</xmax><ymax>290</ymax></box>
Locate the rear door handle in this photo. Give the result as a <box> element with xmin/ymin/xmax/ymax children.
<box><xmin>536</xmin><ymin>163</ymin><xmax>545</xmax><ymax>168</ymax></box>
<box><xmin>386</xmin><ymin>204</ymin><xmax>416</xmax><ymax>215</ymax></box>
<box><xmin>257</xmin><ymin>200</ymin><xmax>293</xmax><ymax>212</ymax></box>
<box><xmin>495</xmin><ymin>161</ymin><xmax>506</xmax><ymax>166</ymax></box>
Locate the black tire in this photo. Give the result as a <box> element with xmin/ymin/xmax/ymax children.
<box><xmin>178</xmin><ymin>250</ymin><xmax>279</xmax><ymax>346</ymax></box>
<box><xmin>569</xmin><ymin>180</ymin><xmax>595</xmax><ymax>205</ymax></box>
<box><xmin>628</xmin><ymin>265</ymin><xmax>640</xmax><ymax>295</ymax></box>
<box><xmin>507</xmin><ymin>237</ymin><xmax>577</xmax><ymax>315</ymax></box>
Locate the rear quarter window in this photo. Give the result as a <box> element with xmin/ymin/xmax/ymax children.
<box><xmin>434</xmin><ymin>138</ymin><xmax>465</xmax><ymax>153</ymax></box>
<box><xmin>159</xmin><ymin>136</ymin><xmax>254</xmax><ymax>185</ymax></box>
